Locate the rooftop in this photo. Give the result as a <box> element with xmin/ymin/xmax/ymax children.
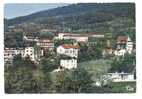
<box><xmin>117</xmin><ymin>36</ymin><xmax>128</xmax><ymax>43</ymax></box>
<box><xmin>62</xmin><ymin>44</ymin><xmax>80</xmax><ymax>49</ymax></box>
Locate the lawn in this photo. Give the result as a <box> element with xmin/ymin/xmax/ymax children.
<box><xmin>107</xmin><ymin>81</ymin><xmax>136</xmax><ymax>93</ymax></box>
<box><xmin>78</xmin><ymin>59</ymin><xmax>112</xmax><ymax>81</ymax></box>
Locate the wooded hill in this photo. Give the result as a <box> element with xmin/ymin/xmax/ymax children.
<box><xmin>5</xmin><ymin>3</ymin><xmax>135</xmax><ymax>34</ymax></box>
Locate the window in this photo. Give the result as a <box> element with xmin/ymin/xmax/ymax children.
<box><xmin>65</xmin><ymin>50</ymin><xmax>68</xmax><ymax>53</ymax></box>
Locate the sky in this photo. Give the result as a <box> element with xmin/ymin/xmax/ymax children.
<box><xmin>4</xmin><ymin>3</ymin><xmax>70</xmax><ymax>19</ymax></box>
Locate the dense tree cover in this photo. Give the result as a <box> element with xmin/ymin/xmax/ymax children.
<box><xmin>40</xmin><ymin>57</ymin><xmax>59</xmax><ymax>73</ymax></box>
<box><xmin>6</xmin><ymin>3</ymin><xmax>135</xmax><ymax>26</ymax></box>
<box><xmin>5</xmin><ymin>52</ymin><xmax>136</xmax><ymax>93</ymax></box>
<box><xmin>5</xmin><ymin>55</ymin><xmax>95</xmax><ymax>93</ymax></box>
<box><xmin>39</xmin><ymin>49</ymin><xmax>60</xmax><ymax>73</ymax></box>
<box><xmin>12</xmin><ymin>54</ymin><xmax>36</xmax><ymax>69</ymax></box>
<box><xmin>4</xmin><ymin>32</ymin><xmax>24</xmax><ymax>48</ymax></box>
<box><xmin>78</xmin><ymin>39</ymin><xmax>105</xmax><ymax>62</ymax></box>
<box><xmin>39</xmin><ymin>31</ymin><xmax>55</xmax><ymax>39</ymax></box>
<box><xmin>5</xmin><ymin>54</ymin><xmax>54</xmax><ymax>93</ymax></box>
<box><xmin>5</xmin><ymin>3</ymin><xmax>135</xmax><ymax>34</ymax></box>
<box><xmin>109</xmin><ymin>53</ymin><xmax>136</xmax><ymax>73</ymax></box>
<box><xmin>54</xmin><ymin>68</ymin><xmax>94</xmax><ymax>93</ymax></box>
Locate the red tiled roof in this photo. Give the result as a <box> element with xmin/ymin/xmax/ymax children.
<box><xmin>62</xmin><ymin>44</ymin><xmax>80</xmax><ymax>49</ymax></box>
<box><xmin>117</xmin><ymin>36</ymin><xmax>128</xmax><ymax>43</ymax></box>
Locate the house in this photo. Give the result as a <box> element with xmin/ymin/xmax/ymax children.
<box><xmin>103</xmin><ymin>72</ymin><xmax>135</xmax><ymax>82</ymax></box>
<box><xmin>116</xmin><ymin>36</ymin><xmax>133</xmax><ymax>51</ymax></box>
<box><xmin>114</xmin><ymin>36</ymin><xmax>134</xmax><ymax>56</ymax></box>
<box><xmin>57</xmin><ymin>44</ymin><xmax>80</xmax><ymax>58</ymax></box>
<box><xmin>4</xmin><ymin>47</ymin><xmax>36</xmax><ymax>64</ymax></box>
<box><xmin>60</xmin><ymin>59</ymin><xmax>77</xmax><ymax>69</ymax></box>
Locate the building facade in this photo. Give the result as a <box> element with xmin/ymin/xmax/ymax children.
<box><xmin>36</xmin><ymin>38</ymin><xmax>54</xmax><ymax>50</ymax></box>
<box><xmin>57</xmin><ymin>44</ymin><xmax>79</xmax><ymax>58</ymax></box>
<box><xmin>4</xmin><ymin>47</ymin><xmax>35</xmax><ymax>64</ymax></box>
<box><xmin>114</xmin><ymin>36</ymin><xmax>134</xmax><ymax>56</ymax></box>
<box><xmin>60</xmin><ymin>59</ymin><xmax>77</xmax><ymax>69</ymax></box>
<box><xmin>54</xmin><ymin>33</ymin><xmax>104</xmax><ymax>42</ymax></box>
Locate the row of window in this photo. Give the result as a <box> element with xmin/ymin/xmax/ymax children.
<box><xmin>65</xmin><ymin>50</ymin><xmax>77</xmax><ymax>53</ymax></box>
<box><xmin>5</xmin><ymin>53</ymin><xmax>33</xmax><ymax>57</ymax></box>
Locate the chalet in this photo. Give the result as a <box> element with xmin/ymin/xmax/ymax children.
<box><xmin>114</xmin><ymin>36</ymin><xmax>134</xmax><ymax>56</ymax></box>
<box><xmin>57</xmin><ymin>44</ymin><xmax>80</xmax><ymax>58</ymax></box>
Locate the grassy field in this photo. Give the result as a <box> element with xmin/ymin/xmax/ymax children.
<box><xmin>78</xmin><ymin>59</ymin><xmax>112</xmax><ymax>81</ymax></box>
<box><xmin>107</xmin><ymin>81</ymin><xmax>136</xmax><ymax>93</ymax></box>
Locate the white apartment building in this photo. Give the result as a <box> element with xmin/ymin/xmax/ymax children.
<box><xmin>57</xmin><ymin>44</ymin><xmax>80</xmax><ymax>58</ymax></box>
<box><xmin>60</xmin><ymin>59</ymin><xmax>77</xmax><ymax>69</ymax></box>
<box><xmin>4</xmin><ymin>47</ymin><xmax>35</xmax><ymax>64</ymax></box>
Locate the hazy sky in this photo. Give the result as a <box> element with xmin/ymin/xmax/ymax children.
<box><xmin>4</xmin><ymin>3</ymin><xmax>70</xmax><ymax>19</ymax></box>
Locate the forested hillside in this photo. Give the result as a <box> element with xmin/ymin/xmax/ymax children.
<box><xmin>5</xmin><ymin>3</ymin><xmax>135</xmax><ymax>33</ymax></box>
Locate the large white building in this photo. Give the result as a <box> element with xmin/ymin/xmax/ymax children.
<box><xmin>60</xmin><ymin>59</ymin><xmax>77</xmax><ymax>69</ymax></box>
<box><xmin>4</xmin><ymin>47</ymin><xmax>36</xmax><ymax>64</ymax></box>
<box><xmin>54</xmin><ymin>32</ymin><xmax>104</xmax><ymax>42</ymax></box>
<box><xmin>57</xmin><ymin>44</ymin><xmax>80</xmax><ymax>58</ymax></box>
<box><xmin>56</xmin><ymin>44</ymin><xmax>80</xmax><ymax>70</ymax></box>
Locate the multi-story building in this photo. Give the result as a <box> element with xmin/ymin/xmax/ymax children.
<box><xmin>4</xmin><ymin>48</ymin><xmax>24</xmax><ymax>64</ymax></box>
<box><xmin>23</xmin><ymin>35</ymin><xmax>54</xmax><ymax>50</ymax></box>
<box><xmin>56</xmin><ymin>44</ymin><xmax>80</xmax><ymax>70</ymax></box>
<box><xmin>4</xmin><ymin>47</ymin><xmax>36</xmax><ymax>64</ymax></box>
<box><xmin>57</xmin><ymin>44</ymin><xmax>80</xmax><ymax>58</ymax></box>
<box><xmin>60</xmin><ymin>59</ymin><xmax>77</xmax><ymax>69</ymax></box>
<box><xmin>54</xmin><ymin>32</ymin><xmax>104</xmax><ymax>42</ymax></box>
<box><xmin>36</xmin><ymin>38</ymin><xmax>54</xmax><ymax>50</ymax></box>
